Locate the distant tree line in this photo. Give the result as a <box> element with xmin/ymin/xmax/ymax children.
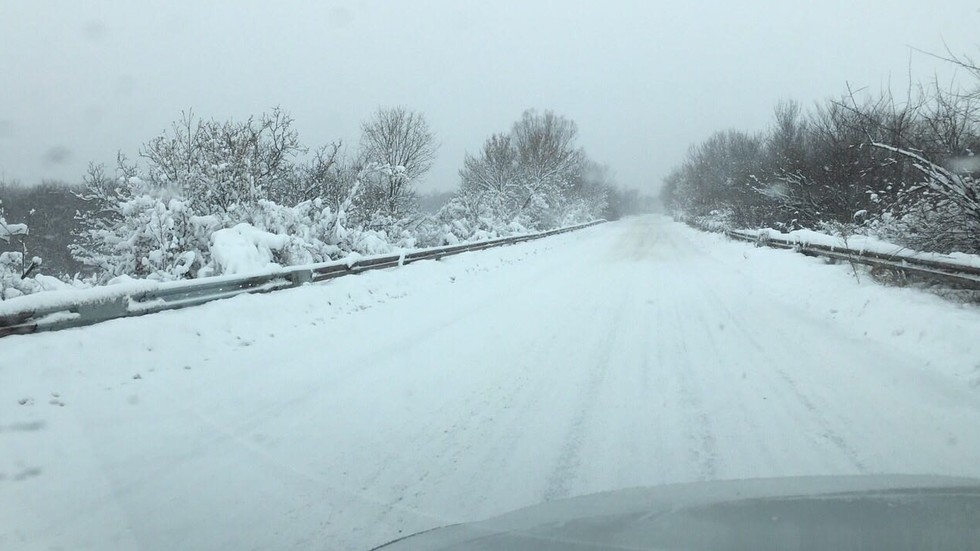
<box><xmin>1</xmin><ymin>106</ymin><xmax>651</xmax><ymax>296</ymax></box>
<box><xmin>662</xmin><ymin>52</ymin><xmax>980</xmax><ymax>254</ymax></box>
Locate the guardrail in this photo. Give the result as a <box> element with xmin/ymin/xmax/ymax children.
<box><xmin>688</xmin><ymin>220</ymin><xmax>980</xmax><ymax>291</ymax></box>
<box><xmin>0</xmin><ymin>220</ymin><xmax>605</xmax><ymax>338</ymax></box>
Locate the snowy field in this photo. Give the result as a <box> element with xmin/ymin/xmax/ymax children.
<box><xmin>3</xmin><ymin>215</ymin><xmax>980</xmax><ymax>550</ymax></box>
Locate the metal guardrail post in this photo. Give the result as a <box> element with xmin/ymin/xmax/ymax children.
<box><xmin>289</xmin><ymin>269</ymin><xmax>314</xmax><ymax>287</ymax></box>
<box><xmin>75</xmin><ymin>296</ymin><xmax>129</xmax><ymax>324</ymax></box>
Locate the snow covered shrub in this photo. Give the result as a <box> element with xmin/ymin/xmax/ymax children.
<box><xmin>76</xmin><ymin>190</ymin><xmax>214</xmax><ymax>281</ymax></box>
<box><xmin>239</xmin><ymin>197</ymin><xmax>420</xmax><ymax>268</ymax></box>
<box><xmin>689</xmin><ymin>208</ymin><xmax>735</xmax><ymax>232</ymax></box>
<box><xmin>75</xmin><ymin>169</ymin><xmax>345</xmax><ymax>280</ymax></box>
<box><xmin>0</xmin><ymin>251</ymin><xmax>39</xmax><ymax>299</ymax></box>
<box><xmin>243</xmin><ymin>199</ymin><xmax>340</xmax><ymax>266</ymax></box>
<box><xmin>871</xmin><ymin>193</ymin><xmax>980</xmax><ymax>255</ymax></box>
<box><xmin>412</xmin><ymin>214</ymin><xmax>464</xmax><ymax>248</ymax></box>
<box><xmin>865</xmin><ymin>145</ymin><xmax>980</xmax><ymax>255</ymax></box>
<box><xmin>0</xmin><ymin>253</ymin><xmax>81</xmax><ymax>299</ymax></box>
<box><xmin>71</xmin><ymin>111</ymin><xmax>351</xmax><ymax>281</ymax></box>
<box><xmin>72</xmin><ymin>155</ymin><xmax>423</xmax><ymax>281</ymax></box>
<box><xmin>72</xmin><ymin>161</ymin><xmax>216</xmax><ymax>282</ymax></box>
<box><xmin>208</xmin><ymin>223</ymin><xmax>292</xmax><ymax>275</ymax></box>
<box><xmin>432</xmin><ymin>195</ymin><xmax>517</xmax><ymax>242</ymax></box>
<box><xmin>1</xmin><ymin>207</ymin><xmax>44</xmax><ymax>299</ymax></box>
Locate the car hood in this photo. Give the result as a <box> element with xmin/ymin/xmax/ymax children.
<box><xmin>373</xmin><ymin>475</ymin><xmax>980</xmax><ymax>550</ymax></box>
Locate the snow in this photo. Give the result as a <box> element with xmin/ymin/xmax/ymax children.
<box><xmin>0</xmin><ymin>222</ymin><xmax>28</xmax><ymax>241</ymax></box>
<box><xmin>30</xmin><ymin>275</ymin><xmax>71</xmax><ymax>292</ymax></box>
<box><xmin>2</xmin><ymin>215</ymin><xmax>980</xmax><ymax>550</ymax></box>
<box><xmin>209</xmin><ymin>223</ymin><xmax>290</xmax><ymax>276</ymax></box>
<box><xmin>0</xmin><ymin>278</ymin><xmax>153</xmax><ymax>318</ymax></box>
<box><xmin>348</xmin><ymin>230</ymin><xmax>393</xmax><ymax>256</ymax></box>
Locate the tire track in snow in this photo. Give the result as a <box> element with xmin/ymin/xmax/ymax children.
<box><xmin>765</xmin><ymin>364</ymin><xmax>871</xmax><ymax>474</ymax></box>
<box><xmin>668</xmin><ymin>299</ymin><xmax>720</xmax><ymax>482</ymax></box>
<box><xmin>360</xmin><ymin>287</ymin><xmax>612</xmax><ymax>535</ymax></box>
<box><xmin>700</xmin><ymin>281</ymin><xmax>871</xmax><ymax>474</ymax></box>
<box><xmin>541</xmin><ymin>295</ymin><xmax>626</xmax><ymax>502</ymax></box>
<box><xmin>675</xmin><ymin>232</ymin><xmax>872</xmax><ymax>475</ymax></box>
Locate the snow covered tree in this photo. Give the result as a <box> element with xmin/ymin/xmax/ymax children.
<box><xmin>1</xmin><ymin>202</ymin><xmax>42</xmax><ymax>299</ymax></box>
<box><xmin>291</xmin><ymin>141</ymin><xmax>350</xmax><ymax>207</ymax></box>
<box><xmin>453</xmin><ymin>110</ymin><xmax>597</xmax><ymax>233</ymax></box>
<box><xmin>457</xmin><ymin>133</ymin><xmax>522</xmax><ymax>228</ymax></box>
<box><xmin>766</xmin><ymin>100</ymin><xmax>809</xmax><ymax>173</ymax></box>
<box><xmin>509</xmin><ymin>110</ymin><xmax>586</xmax><ymax>227</ymax></box>
<box><xmin>142</xmin><ymin>108</ymin><xmax>304</xmax><ymax>216</ymax></box>
<box><xmin>358</xmin><ymin>107</ymin><xmax>437</xmax><ymax>224</ymax></box>
<box><xmin>558</xmin><ymin>161</ymin><xmax>612</xmax><ymax>225</ymax></box>
<box><xmin>71</xmin><ymin>159</ymin><xmax>215</xmax><ymax>281</ymax></box>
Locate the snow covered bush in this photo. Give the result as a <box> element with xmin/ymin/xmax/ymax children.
<box><xmin>72</xmin><ymin>150</ymin><xmax>434</xmax><ymax>281</ymax></box>
<box><xmin>209</xmin><ymin>223</ymin><xmax>292</xmax><ymax>275</ymax></box>
<box><xmin>1</xmin><ymin>251</ymin><xmax>38</xmax><ymax>299</ymax></box>
<box><xmin>449</xmin><ymin>110</ymin><xmax>612</xmax><ymax>239</ymax></box>
<box><xmin>243</xmin><ymin>199</ymin><xmax>339</xmax><ymax>266</ymax></box>
<box><xmin>1</xmin><ymin>197</ymin><xmax>95</xmax><ymax>299</ymax></box>
<box><xmin>869</xmin><ymin>192</ymin><xmax>980</xmax><ymax>255</ymax></box>
<box><xmin>865</xmin><ymin>144</ymin><xmax>980</xmax><ymax>255</ymax></box>
<box><xmin>1</xmin><ymin>206</ymin><xmax>44</xmax><ymax>299</ymax></box>
<box><xmin>72</xmin><ymin>163</ymin><xmax>216</xmax><ymax>282</ymax></box>
<box><xmin>73</xmin><ymin>166</ymin><xmax>331</xmax><ymax>281</ymax></box>
<box><xmin>690</xmin><ymin>208</ymin><xmax>736</xmax><ymax>232</ymax></box>
<box><xmin>1</xmin><ymin>253</ymin><xmax>81</xmax><ymax>299</ymax></box>
<box><xmin>72</xmin><ymin>111</ymin><xmax>348</xmax><ymax>281</ymax></box>
<box><xmin>412</xmin><ymin>215</ymin><xmax>462</xmax><ymax>248</ymax></box>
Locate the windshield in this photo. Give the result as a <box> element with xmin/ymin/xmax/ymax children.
<box><xmin>2</xmin><ymin>2</ymin><xmax>979</xmax><ymax>550</ymax></box>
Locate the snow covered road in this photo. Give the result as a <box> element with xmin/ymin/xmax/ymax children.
<box><xmin>3</xmin><ymin>215</ymin><xmax>980</xmax><ymax>550</ymax></box>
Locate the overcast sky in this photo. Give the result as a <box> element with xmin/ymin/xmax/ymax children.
<box><xmin>2</xmin><ymin>1</ymin><xmax>978</xmax><ymax>193</ymax></box>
